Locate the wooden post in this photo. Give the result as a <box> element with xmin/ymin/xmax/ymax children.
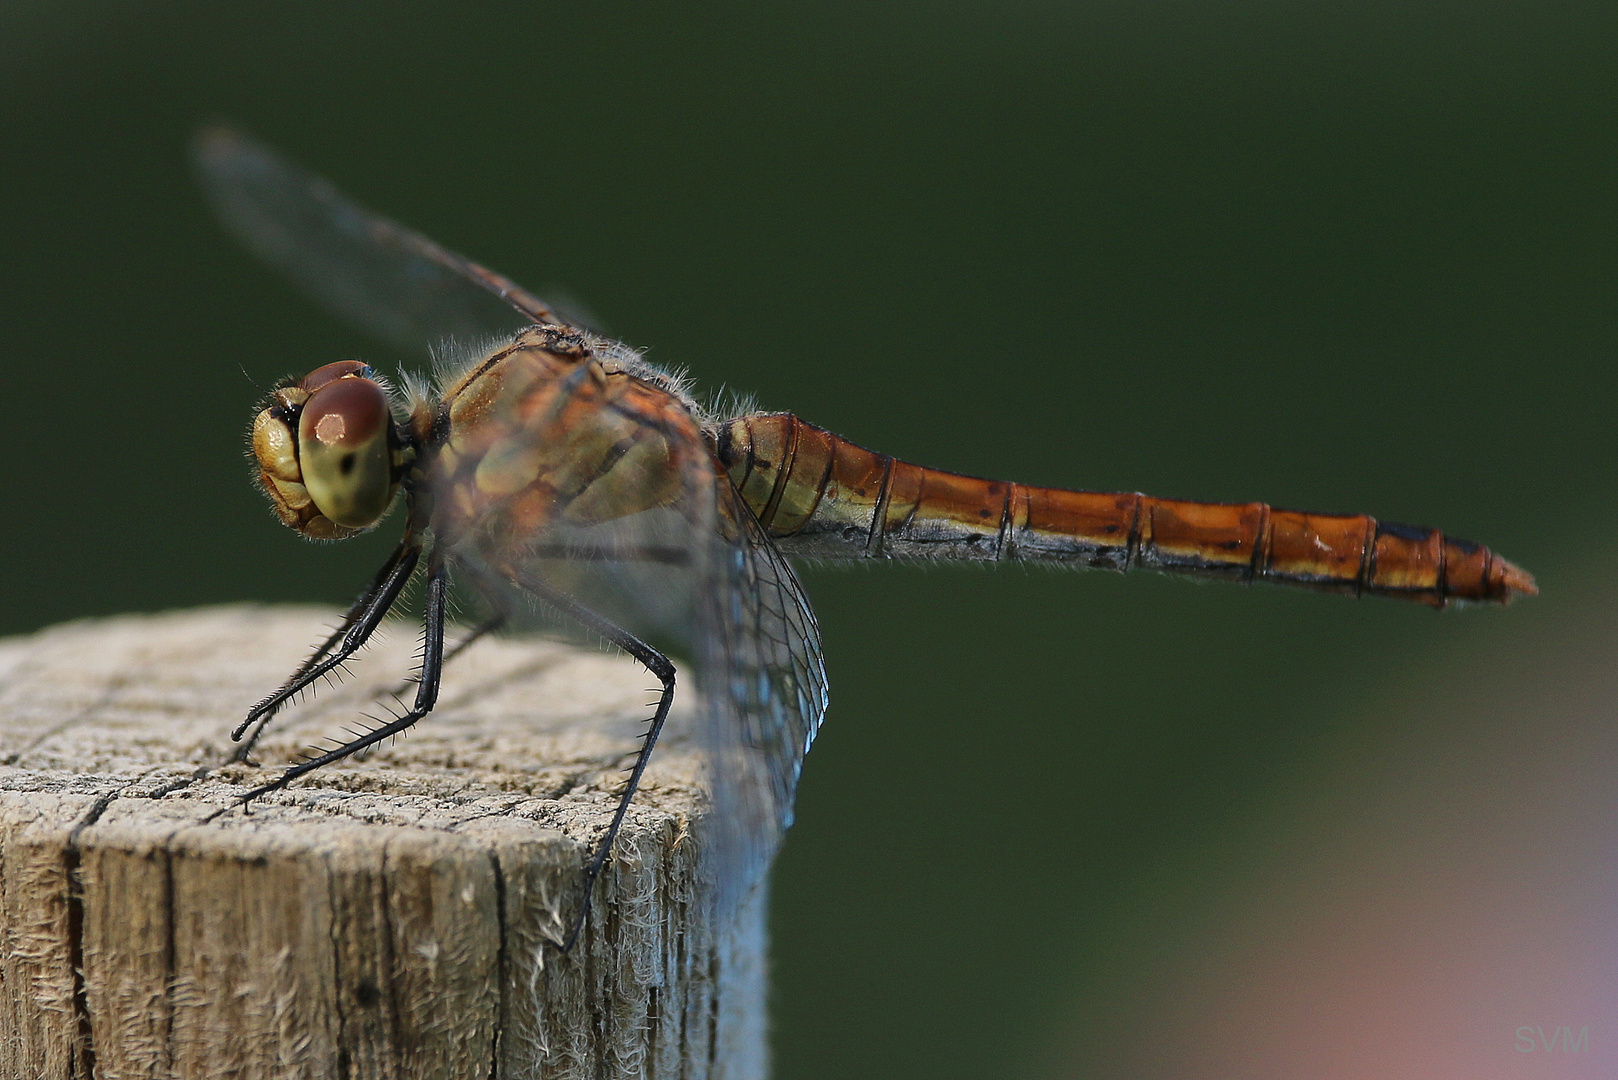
<box><xmin>0</xmin><ymin>606</ymin><xmax>767</xmax><ymax>1080</ymax></box>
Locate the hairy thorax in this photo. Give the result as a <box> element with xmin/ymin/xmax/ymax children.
<box><xmin>426</xmin><ymin>326</ymin><xmax>699</xmax><ymax>558</ymax></box>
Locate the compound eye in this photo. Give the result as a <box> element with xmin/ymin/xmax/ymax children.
<box><xmin>298</xmin><ymin>360</ymin><xmax>374</xmax><ymax>393</ymax></box>
<box><xmin>297</xmin><ymin>374</ymin><xmax>396</xmax><ymax>529</ymax></box>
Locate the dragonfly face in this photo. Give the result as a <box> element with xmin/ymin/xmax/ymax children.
<box><xmin>250</xmin><ymin>361</ymin><xmax>406</xmax><ymax>538</ymax></box>
<box><xmin>197</xmin><ymin>126</ymin><xmax>1533</xmax><ymax>950</ymax></box>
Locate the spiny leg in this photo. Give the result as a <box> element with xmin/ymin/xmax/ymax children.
<box><xmin>219</xmin><ymin>549</ymin><xmax>448</xmax><ymax>813</ymax></box>
<box><xmin>295</xmin><ymin>540</ymin><xmax>420</xmax><ymax>672</ymax></box>
<box><xmin>382</xmin><ymin>611</ymin><xmax>507</xmax><ymax>700</ymax></box>
<box><xmin>350</xmin><ymin>612</ymin><xmax>507</xmax><ymax>762</ymax></box>
<box><xmin>232</xmin><ymin>538</ymin><xmax>420</xmax><ymax>758</ymax></box>
<box><xmin>498</xmin><ymin>565</ymin><xmax>676</xmax><ymax>953</ymax></box>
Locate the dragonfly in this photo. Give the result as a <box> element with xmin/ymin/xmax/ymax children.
<box><xmin>194</xmin><ymin>127</ymin><xmax>1536</xmax><ymax>948</ymax></box>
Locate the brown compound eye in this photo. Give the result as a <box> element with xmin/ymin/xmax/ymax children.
<box><xmin>298</xmin><ymin>360</ymin><xmax>374</xmax><ymax>393</ymax></box>
<box><xmin>296</xmin><ymin>373</ymin><xmax>397</xmax><ymax>529</ymax></box>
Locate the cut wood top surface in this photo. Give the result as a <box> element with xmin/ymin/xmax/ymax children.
<box><xmin>0</xmin><ymin>603</ymin><xmax>707</xmax><ymax>846</ymax></box>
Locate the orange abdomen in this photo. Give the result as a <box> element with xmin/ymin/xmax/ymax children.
<box><xmin>716</xmin><ymin>413</ymin><xmax>1535</xmax><ymax>607</ymax></box>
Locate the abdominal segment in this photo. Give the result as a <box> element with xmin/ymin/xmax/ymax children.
<box><xmin>716</xmin><ymin>412</ymin><xmax>1535</xmax><ymax>607</ymax></box>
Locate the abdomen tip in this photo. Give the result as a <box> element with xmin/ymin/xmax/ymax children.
<box><xmin>1495</xmin><ymin>556</ymin><xmax>1537</xmax><ymax>601</ymax></box>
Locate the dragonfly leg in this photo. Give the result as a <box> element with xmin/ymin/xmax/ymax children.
<box><xmin>295</xmin><ymin>539</ymin><xmax>419</xmax><ymax>670</ymax></box>
<box><xmin>232</xmin><ymin>537</ymin><xmax>421</xmax><ymax>756</ymax></box>
<box><xmin>218</xmin><ymin>549</ymin><xmax>448</xmax><ymax>812</ymax></box>
<box><xmin>494</xmin><ymin>565</ymin><xmax>676</xmax><ymax>953</ymax></box>
<box><xmin>350</xmin><ymin>612</ymin><xmax>507</xmax><ymax>762</ymax></box>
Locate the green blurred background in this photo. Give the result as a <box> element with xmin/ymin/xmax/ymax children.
<box><xmin>2</xmin><ymin>2</ymin><xmax>1615</xmax><ymax>1077</ymax></box>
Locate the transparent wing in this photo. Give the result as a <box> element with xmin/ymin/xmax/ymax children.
<box><xmin>699</xmin><ymin>489</ymin><xmax>829</xmax><ymax>907</ymax></box>
<box><xmin>430</xmin><ymin>333</ymin><xmax>828</xmax><ymax>908</ymax></box>
<box><xmin>193</xmin><ymin>125</ymin><xmax>561</xmax><ymax>356</ymax></box>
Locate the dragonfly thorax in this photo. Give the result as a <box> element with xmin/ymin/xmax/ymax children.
<box><xmin>250</xmin><ymin>360</ymin><xmax>406</xmax><ymax>539</ymax></box>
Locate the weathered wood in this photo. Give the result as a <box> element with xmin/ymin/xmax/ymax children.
<box><xmin>0</xmin><ymin>606</ymin><xmax>767</xmax><ymax>1079</ymax></box>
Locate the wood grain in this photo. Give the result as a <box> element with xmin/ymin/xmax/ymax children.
<box><xmin>0</xmin><ymin>606</ymin><xmax>765</xmax><ymax>1079</ymax></box>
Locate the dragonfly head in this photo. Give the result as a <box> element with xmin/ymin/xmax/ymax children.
<box><xmin>250</xmin><ymin>361</ymin><xmax>405</xmax><ymax>540</ymax></box>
